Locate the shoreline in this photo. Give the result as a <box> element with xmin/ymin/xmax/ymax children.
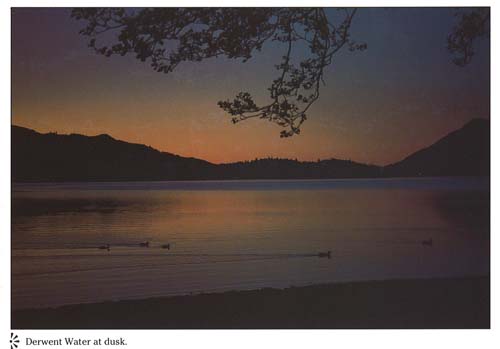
<box><xmin>12</xmin><ymin>175</ymin><xmax>490</xmax><ymax>184</ymax></box>
<box><xmin>12</xmin><ymin>276</ymin><xmax>490</xmax><ymax>329</ymax></box>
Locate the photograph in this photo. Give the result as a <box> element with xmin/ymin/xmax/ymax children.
<box><xmin>10</xmin><ymin>6</ymin><xmax>490</xmax><ymax>329</ymax></box>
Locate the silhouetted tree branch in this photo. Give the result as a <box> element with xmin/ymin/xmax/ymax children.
<box><xmin>71</xmin><ymin>7</ymin><xmax>489</xmax><ymax>136</ymax></box>
<box><xmin>71</xmin><ymin>8</ymin><xmax>365</xmax><ymax>137</ymax></box>
<box><xmin>447</xmin><ymin>8</ymin><xmax>489</xmax><ymax>67</ymax></box>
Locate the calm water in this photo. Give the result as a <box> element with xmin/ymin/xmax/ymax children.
<box><xmin>12</xmin><ymin>178</ymin><xmax>490</xmax><ymax>309</ymax></box>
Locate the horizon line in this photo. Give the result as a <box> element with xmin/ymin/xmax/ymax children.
<box><xmin>11</xmin><ymin>118</ymin><xmax>488</xmax><ymax>167</ymax></box>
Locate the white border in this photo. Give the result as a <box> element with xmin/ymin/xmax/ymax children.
<box><xmin>1</xmin><ymin>1</ymin><xmax>495</xmax><ymax>7</ymax></box>
<box><xmin>1</xmin><ymin>1</ymin><xmax>497</xmax><ymax>349</ymax></box>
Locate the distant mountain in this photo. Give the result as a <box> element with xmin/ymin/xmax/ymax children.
<box><xmin>217</xmin><ymin>158</ymin><xmax>381</xmax><ymax>180</ymax></box>
<box><xmin>384</xmin><ymin>118</ymin><xmax>490</xmax><ymax>177</ymax></box>
<box><xmin>12</xmin><ymin>126</ymin><xmax>215</xmax><ymax>181</ymax></box>
<box><xmin>12</xmin><ymin>118</ymin><xmax>489</xmax><ymax>182</ymax></box>
<box><xmin>11</xmin><ymin>126</ymin><xmax>380</xmax><ymax>181</ymax></box>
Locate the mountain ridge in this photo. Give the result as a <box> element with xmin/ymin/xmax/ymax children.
<box><xmin>384</xmin><ymin>118</ymin><xmax>490</xmax><ymax>177</ymax></box>
<box><xmin>12</xmin><ymin>118</ymin><xmax>489</xmax><ymax>181</ymax></box>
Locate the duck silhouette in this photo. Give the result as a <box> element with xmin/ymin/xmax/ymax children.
<box><xmin>317</xmin><ymin>251</ymin><xmax>331</xmax><ymax>259</ymax></box>
<box><xmin>98</xmin><ymin>244</ymin><xmax>110</xmax><ymax>251</ymax></box>
<box><xmin>422</xmin><ymin>238</ymin><xmax>433</xmax><ymax>247</ymax></box>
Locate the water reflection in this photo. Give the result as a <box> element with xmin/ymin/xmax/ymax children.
<box><xmin>11</xmin><ymin>178</ymin><xmax>490</xmax><ymax>309</ymax></box>
<box><xmin>431</xmin><ymin>190</ymin><xmax>490</xmax><ymax>235</ymax></box>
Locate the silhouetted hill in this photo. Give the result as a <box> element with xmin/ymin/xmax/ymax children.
<box><xmin>384</xmin><ymin>119</ymin><xmax>490</xmax><ymax>177</ymax></box>
<box><xmin>12</xmin><ymin>126</ymin><xmax>380</xmax><ymax>181</ymax></box>
<box><xmin>12</xmin><ymin>126</ymin><xmax>215</xmax><ymax>181</ymax></box>
<box><xmin>12</xmin><ymin>119</ymin><xmax>490</xmax><ymax>182</ymax></box>
<box><xmin>218</xmin><ymin>158</ymin><xmax>380</xmax><ymax>180</ymax></box>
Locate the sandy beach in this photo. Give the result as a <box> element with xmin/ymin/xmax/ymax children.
<box><xmin>12</xmin><ymin>276</ymin><xmax>489</xmax><ymax>329</ymax></box>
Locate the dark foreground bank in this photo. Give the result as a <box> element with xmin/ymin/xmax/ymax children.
<box><xmin>12</xmin><ymin>276</ymin><xmax>489</xmax><ymax>329</ymax></box>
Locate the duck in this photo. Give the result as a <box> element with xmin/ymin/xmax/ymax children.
<box><xmin>98</xmin><ymin>244</ymin><xmax>110</xmax><ymax>251</ymax></box>
<box><xmin>161</xmin><ymin>243</ymin><xmax>170</xmax><ymax>250</ymax></box>
<box><xmin>422</xmin><ymin>238</ymin><xmax>433</xmax><ymax>247</ymax></box>
<box><xmin>318</xmin><ymin>251</ymin><xmax>331</xmax><ymax>259</ymax></box>
<box><xmin>139</xmin><ymin>241</ymin><xmax>150</xmax><ymax>247</ymax></box>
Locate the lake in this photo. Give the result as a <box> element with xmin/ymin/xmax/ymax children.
<box><xmin>12</xmin><ymin>177</ymin><xmax>490</xmax><ymax>309</ymax></box>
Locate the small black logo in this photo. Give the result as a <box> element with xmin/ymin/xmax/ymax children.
<box><xmin>10</xmin><ymin>333</ymin><xmax>19</xmax><ymax>349</ymax></box>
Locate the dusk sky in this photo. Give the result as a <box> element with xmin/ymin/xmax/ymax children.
<box><xmin>12</xmin><ymin>8</ymin><xmax>490</xmax><ymax>165</ymax></box>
